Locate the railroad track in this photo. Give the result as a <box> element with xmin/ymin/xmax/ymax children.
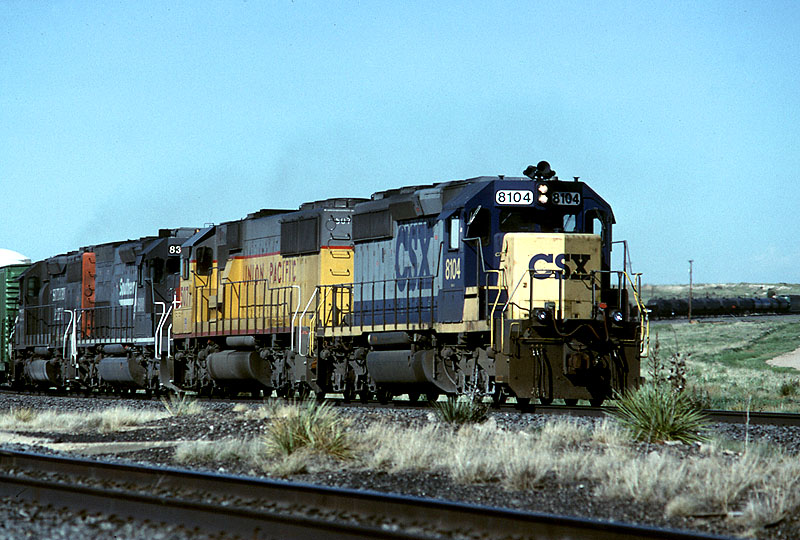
<box><xmin>0</xmin><ymin>450</ymin><xmax>734</xmax><ymax>540</ymax></box>
<box><xmin>523</xmin><ymin>404</ymin><xmax>800</xmax><ymax>426</ymax></box>
<box><xmin>5</xmin><ymin>387</ymin><xmax>800</xmax><ymax>427</ymax></box>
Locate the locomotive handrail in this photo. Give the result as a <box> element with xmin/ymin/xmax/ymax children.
<box><xmin>531</xmin><ymin>268</ymin><xmax>565</xmax><ymax>320</ymax></box>
<box><xmin>588</xmin><ymin>269</ymin><xmax>650</xmax><ymax>358</ymax></box>
<box><xmin>62</xmin><ymin>309</ymin><xmax>75</xmax><ymax>364</ymax></box>
<box><xmin>222</xmin><ymin>276</ymin><xmax>240</xmax><ymax>303</ymax></box>
<box><xmin>154</xmin><ymin>301</ymin><xmax>170</xmax><ymax>360</ymax></box>
<box><xmin>623</xmin><ymin>271</ymin><xmax>650</xmax><ymax>357</ymax></box>
<box><xmin>502</xmin><ymin>271</ymin><xmax>533</xmax><ymax>318</ymax></box>
<box><xmin>296</xmin><ymin>287</ymin><xmax>318</xmax><ymax>355</ymax></box>
<box><xmin>486</xmin><ymin>268</ymin><xmax>505</xmax><ymax>352</ymax></box>
<box><xmin>288</xmin><ymin>285</ymin><xmax>301</xmax><ymax>352</ymax></box>
<box><xmin>166</xmin><ymin>323</ymin><xmax>173</xmax><ymax>357</ymax></box>
<box><xmin>314</xmin><ymin>275</ymin><xmax>435</xmax><ymax>333</ymax></box>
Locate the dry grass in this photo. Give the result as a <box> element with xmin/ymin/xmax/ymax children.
<box><xmin>175</xmin><ymin>437</ymin><xmax>265</xmax><ymax>465</ymax></box>
<box><xmin>357</xmin><ymin>417</ymin><xmax>800</xmax><ymax>535</ymax></box>
<box><xmin>176</xmin><ymin>400</ymin><xmax>353</xmax><ymax>477</ymax></box>
<box><xmin>164</xmin><ymin>405</ymin><xmax>800</xmax><ymax>536</ymax></box>
<box><xmin>648</xmin><ymin>318</ymin><xmax>800</xmax><ymax>411</ymax></box>
<box><xmin>161</xmin><ymin>394</ymin><xmax>204</xmax><ymax>416</ymax></box>
<box><xmin>0</xmin><ymin>406</ymin><xmax>166</xmax><ymax>433</ymax></box>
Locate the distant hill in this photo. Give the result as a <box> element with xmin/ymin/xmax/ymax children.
<box><xmin>640</xmin><ymin>283</ymin><xmax>800</xmax><ymax>302</ymax></box>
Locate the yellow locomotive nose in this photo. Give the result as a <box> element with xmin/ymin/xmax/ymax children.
<box><xmin>500</xmin><ymin>232</ymin><xmax>602</xmax><ymax>321</ymax></box>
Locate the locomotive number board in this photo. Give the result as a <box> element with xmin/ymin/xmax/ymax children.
<box><xmin>494</xmin><ymin>190</ymin><xmax>533</xmax><ymax>205</ymax></box>
<box><xmin>551</xmin><ymin>192</ymin><xmax>581</xmax><ymax>205</ymax></box>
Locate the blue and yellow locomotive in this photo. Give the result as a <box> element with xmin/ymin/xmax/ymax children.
<box><xmin>169</xmin><ymin>161</ymin><xmax>647</xmax><ymax>405</ymax></box>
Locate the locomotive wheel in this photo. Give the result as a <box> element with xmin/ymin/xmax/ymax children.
<box><xmin>589</xmin><ymin>398</ymin><xmax>605</xmax><ymax>407</ymax></box>
<box><xmin>564</xmin><ymin>399</ymin><xmax>578</xmax><ymax>406</ymax></box>
<box><xmin>296</xmin><ymin>385</ymin><xmax>309</xmax><ymax>401</ymax></box>
<box><xmin>491</xmin><ymin>388</ymin><xmax>507</xmax><ymax>406</ymax></box>
<box><xmin>376</xmin><ymin>389</ymin><xmax>392</xmax><ymax>404</ymax></box>
<box><xmin>515</xmin><ymin>397</ymin><xmax>534</xmax><ymax>412</ymax></box>
<box><xmin>425</xmin><ymin>392</ymin><xmax>440</xmax><ymax>405</ymax></box>
<box><xmin>539</xmin><ymin>397</ymin><xmax>553</xmax><ymax>405</ymax></box>
<box><xmin>342</xmin><ymin>387</ymin><xmax>355</xmax><ymax>403</ymax></box>
<box><xmin>407</xmin><ymin>392</ymin><xmax>420</xmax><ymax>404</ymax></box>
<box><xmin>315</xmin><ymin>390</ymin><xmax>326</xmax><ymax>403</ymax></box>
<box><xmin>358</xmin><ymin>390</ymin><xmax>371</xmax><ymax>403</ymax></box>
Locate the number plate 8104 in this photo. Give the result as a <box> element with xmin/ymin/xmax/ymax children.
<box><xmin>552</xmin><ymin>192</ymin><xmax>581</xmax><ymax>205</ymax></box>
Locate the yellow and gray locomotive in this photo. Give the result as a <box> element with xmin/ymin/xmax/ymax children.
<box><xmin>166</xmin><ymin>161</ymin><xmax>648</xmax><ymax>406</ymax></box>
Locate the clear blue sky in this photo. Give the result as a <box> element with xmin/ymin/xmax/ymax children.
<box><xmin>2</xmin><ymin>1</ymin><xmax>798</xmax><ymax>284</ymax></box>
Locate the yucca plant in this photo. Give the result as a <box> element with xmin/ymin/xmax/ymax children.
<box><xmin>11</xmin><ymin>407</ymin><xmax>36</xmax><ymax>423</ymax></box>
<box><xmin>433</xmin><ymin>396</ymin><xmax>489</xmax><ymax>425</ymax></box>
<box><xmin>611</xmin><ymin>383</ymin><xmax>710</xmax><ymax>444</ymax></box>
<box><xmin>264</xmin><ymin>400</ymin><xmax>352</xmax><ymax>459</ymax></box>
<box><xmin>161</xmin><ymin>393</ymin><xmax>203</xmax><ymax>416</ymax></box>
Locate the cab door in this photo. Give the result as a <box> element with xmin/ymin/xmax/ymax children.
<box><xmin>439</xmin><ymin>215</ymin><xmax>464</xmax><ymax>322</ymax></box>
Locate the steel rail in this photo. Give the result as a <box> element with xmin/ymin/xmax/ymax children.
<box><xmin>0</xmin><ymin>449</ymin><xmax>734</xmax><ymax>540</ymax></box>
<box><xmin>529</xmin><ymin>404</ymin><xmax>800</xmax><ymax>426</ymax></box>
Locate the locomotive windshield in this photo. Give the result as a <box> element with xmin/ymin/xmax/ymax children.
<box><xmin>499</xmin><ymin>209</ymin><xmax>580</xmax><ymax>234</ymax></box>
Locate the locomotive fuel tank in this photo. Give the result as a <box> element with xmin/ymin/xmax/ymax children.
<box><xmin>206</xmin><ymin>350</ymin><xmax>272</xmax><ymax>387</ymax></box>
<box><xmin>98</xmin><ymin>356</ymin><xmax>146</xmax><ymax>387</ymax></box>
<box><xmin>24</xmin><ymin>359</ymin><xmax>59</xmax><ymax>384</ymax></box>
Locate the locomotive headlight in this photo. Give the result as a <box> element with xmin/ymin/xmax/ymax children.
<box><xmin>538</xmin><ymin>194</ymin><xmax>549</xmax><ymax>204</ymax></box>
<box><xmin>534</xmin><ymin>308</ymin><xmax>550</xmax><ymax>323</ymax></box>
<box><xmin>611</xmin><ymin>310</ymin><xmax>624</xmax><ymax>324</ymax></box>
<box><xmin>537</xmin><ymin>183</ymin><xmax>549</xmax><ymax>194</ymax></box>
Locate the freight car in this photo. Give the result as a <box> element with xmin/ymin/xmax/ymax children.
<box><xmin>645</xmin><ymin>295</ymin><xmax>800</xmax><ymax>319</ymax></box>
<box><xmin>0</xmin><ymin>249</ymin><xmax>31</xmax><ymax>384</ymax></box>
<box><xmin>166</xmin><ymin>161</ymin><xmax>648</xmax><ymax>407</ymax></box>
<box><xmin>11</xmin><ymin>229</ymin><xmax>195</xmax><ymax>393</ymax></box>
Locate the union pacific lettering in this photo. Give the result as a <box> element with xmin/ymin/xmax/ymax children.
<box><xmin>241</xmin><ymin>256</ymin><xmax>297</xmax><ymax>284</ymax></box>
<box><xmin>529</xmin><ymin>253</ymin><xmax>593</xmax><ymax>280</ymax></box>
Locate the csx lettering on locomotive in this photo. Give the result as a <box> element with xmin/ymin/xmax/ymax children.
<box><xmin>529</xmin><ymin>253</ymin><xmax>592</xmax><ymax>280</ymax></box>
<box><xmin>395</xmin><ymin>223</ymin><xmax>432</xmax><ymax>291</ymax></box>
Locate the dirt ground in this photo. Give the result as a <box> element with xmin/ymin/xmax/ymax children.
<box><xmin>768</xmin><ymin>346</ymin><xmax>800</xmax><ymax>370</ymax></box>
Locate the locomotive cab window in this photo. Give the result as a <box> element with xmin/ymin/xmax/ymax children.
<box><xmin>584</xmin><ymin>210</ymin><xmax>608</xmax><ymax>242</ymax></box>
<box><xmin>181</xmin><ymin>254</ymin><xmax>190</xmax><ymax>280</ymax></box>
<box><xmin>562</xmin><ymin>214</ymin><xmax>578</xmax><ymax>233</ymax></box>
<box><xmin>26</xmin><ymin>276</ymin><xmax>40</xmax><ymax>298</ymax></box>
<box><xmin>196</xmin><ymin>246</ymin><xmax>214</xmax><ymax>276</ymax></box>
<box><xmin>448</xmin><ymin>216</ymin><xmax>460</xmax><ymax>250</ymax></box>
<box><xmin>165</xmin><ymin>256</ymin><xmax>181</xmax><ymax>276</ymax></box>
<box><xmin>500</xmin><ymin>209</ymin><xmax>562</xmax><ymax>233</ymax></box>
<box><xmin>149</xmin><ymin>258</ymin><xmax>165</xmax><ymax>284</ymax></box>
<box><xmin>465</xmin><ymin>207</ymin><xmax>491</xmax><ymax>246</ymax></box>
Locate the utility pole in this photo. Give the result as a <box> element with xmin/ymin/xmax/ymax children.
<box><xmin>688</xmin><ymin>259</ymin><xmax>694</xmax><ymax>321</ymax></box>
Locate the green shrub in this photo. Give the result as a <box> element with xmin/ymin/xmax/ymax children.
<box><xmin>611</xmin><ymin>383</ymin><xmax>710</xmax><ymax>444</ymax></box>
<box><xmin>433</xmin><ymin>396</ymin><xmax>489</xmax><ymax>425</ymax></box>
<box><xmin>264</xmin><ymin>400</ymin><xmax>352</xmax><ymax>459</ymax></box>
<box><xmin>779</xmin><ymin>379</ymin><xmax>799</xmax><ymax>397</ymax></box>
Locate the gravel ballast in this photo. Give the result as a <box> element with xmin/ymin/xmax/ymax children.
<box><xmin>2</xmin><ymin>392</ymin><xmax>800</xmax><ymax>539</ymax></box>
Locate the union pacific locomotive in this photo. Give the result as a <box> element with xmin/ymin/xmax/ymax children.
<box><xmin>5</xmin><ymin>162</ymin><xmax>648</xmax><ymax>406</ymax></box>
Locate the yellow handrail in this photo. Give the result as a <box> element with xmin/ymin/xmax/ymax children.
<box><xmin>623</xmin><ymin>271</ymin><xmax>650</xmax><ymax>357</ymax></box>
<box><xmin>486</xmin><ymin>269</ymin><xmax>506</xmax><ymax>352</ymax></box>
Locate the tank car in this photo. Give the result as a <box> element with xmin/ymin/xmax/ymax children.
<box><xmin>170</xmin><ymin>162</ymin><xmax>648</xmax><ymax>406</ymax></box>
<box><xmin>12</xmin><ymin>229</ymin><xmax>194</xmax><ymax>393</ymax></box>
